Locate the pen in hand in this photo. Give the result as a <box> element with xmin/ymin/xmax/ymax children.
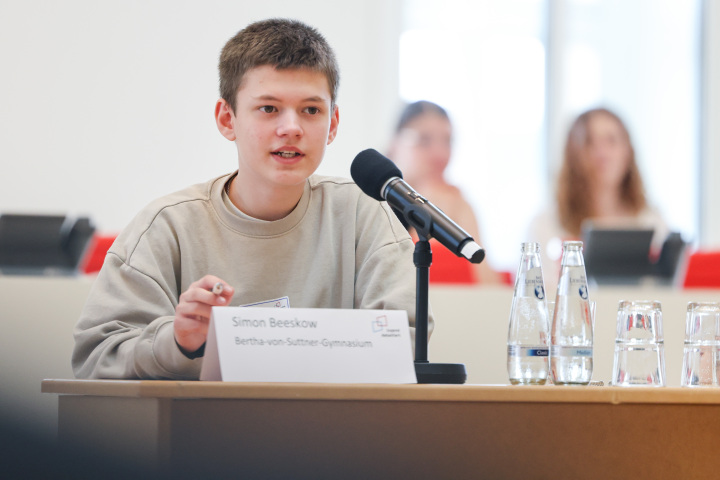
<box><xmin>209</xmin><ymin>280</ymin><xmax>232</xmax><ymax>305</ymax></box>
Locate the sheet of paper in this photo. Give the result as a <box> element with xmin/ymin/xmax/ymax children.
<box><xmin>240</xmin><ymin>296</ymin><xmax>290</xmax><ymax>308</ymax></box>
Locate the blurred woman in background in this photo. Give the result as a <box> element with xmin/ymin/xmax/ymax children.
<box><xmin>528</xmin><ymin>107</ymin><xmax>668</xmax><ymax>286</ymax></box>
<box><xmin>388</xmin><ymin>100</ymin><xmax>503</xmax><ymax>284</ymax></box>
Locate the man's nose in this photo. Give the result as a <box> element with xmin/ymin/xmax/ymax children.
<box><xmin>276</xmin><ymin>111</ymin><xmax>303</xmax><ymax>137</ymax></box>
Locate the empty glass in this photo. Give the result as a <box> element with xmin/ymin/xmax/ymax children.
<box><xmin>611</xmin><ymin>300</ymin><xmax>665</xmax><ymax>387</ymax></box>
<box><xmin>681</xmin><ymin>302</ymin><xmax>720</xmax><ymax>387</ymax></box>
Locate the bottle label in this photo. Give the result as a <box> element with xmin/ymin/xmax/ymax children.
<box><xmin>517</xmin><ymin>267</ymin><xmax>545</xmax><ymax>299</ymax></box>
<box><xmin>559</xmin><ymin>267</ymin><xmax>589</xmax><ymax>299</ymax></box>
<box><xmin>550</xmin><ymin>345</ymin><xmax>593</xmax><ymax>357</ymax></box>
<box><xmin>508</xmin><ymin>345</ymin><xmax>549</xmax><ymax>357</ymax></box>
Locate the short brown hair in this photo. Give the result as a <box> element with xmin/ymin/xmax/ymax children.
<box><xmin>394</xmin><ymin>100</ymin><xmax>449</xmax><ymax>133</ymax></box>
<box><xmin>557</xmin><ymin>108</ymin><xmax>647</xmax><ymax>236</ymax></box>
<box><xmin>219</xmin><ymin>18</ymin><xmax>339</xmax><ymax>112</ymax></box>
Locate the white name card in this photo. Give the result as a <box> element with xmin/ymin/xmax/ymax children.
<box><xmin>199</xmin><ymin>307</ymin><xmax>417</xmax><ymax>384</ymax></box>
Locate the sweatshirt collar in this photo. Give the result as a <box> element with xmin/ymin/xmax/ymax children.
<box><xmin>210</xmin><ymin>172</ymin><xmax>311</xmax><ymax>237</ymax></box>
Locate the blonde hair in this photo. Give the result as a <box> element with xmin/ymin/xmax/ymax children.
<box><xmin>557</xmin><ymin>108</ymin><xmax>647</xmax><ymax>236</ymax></box>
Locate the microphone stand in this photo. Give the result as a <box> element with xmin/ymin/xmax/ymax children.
<box><xmin>413</xmin><ymin>233</ymin><xmax>467</xmax><ymax>384</ymax></box>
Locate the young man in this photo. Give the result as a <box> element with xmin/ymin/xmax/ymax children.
<box><xmin>72</xmin><ymin>18</ymin><xmax>428</xmax><ymax>379</ymax></box>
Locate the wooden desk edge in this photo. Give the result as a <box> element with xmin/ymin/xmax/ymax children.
<box><xmin>41</xmin><ymin>379</ymin><xmax>720</xmax><ymax>405</ymax></box>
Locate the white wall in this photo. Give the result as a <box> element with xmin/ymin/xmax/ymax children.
<box><xmin>702</xmin><ymin>0</ymin><xmax>720</xmax><ymax>247</ymax></box>
<box><xmin>0</xmin><ymin>0</ymin><xmax>402</xmax><ymax>233</ymax></box>
<box><xmin>1</xmin><ymin>1</ymin><xmax>719</xmax><ymax>243</ymax></box>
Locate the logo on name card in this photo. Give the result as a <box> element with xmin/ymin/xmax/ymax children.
<box><xmin>372</xmin><ymin>315</ymin><xmax>388</xmax><ymax>333</ymax></box>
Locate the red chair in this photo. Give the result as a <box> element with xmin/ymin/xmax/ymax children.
<box><xmin>423</xmin><ymin>238</ymin><xmax>513</xmax><ymax>285</ymax></box>
<box><xmin>681</xmin><ymin>250</ymin><xmax>720</xmax><ymax>289</ymax></box>
<box><xmin>80</xmin><ymin>234</ymin><xmax>118</xmax><ymax>274</ymax></box>
<box><xmin>427</xmin><ymin>238</ymin><xmax>476</xmax><ymax>284</ymax></box>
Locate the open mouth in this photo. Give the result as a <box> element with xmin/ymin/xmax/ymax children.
<box><xmin>273</xmin><ymin>150</ymin><xmax>303</xmax><ymax>159</ymax></box>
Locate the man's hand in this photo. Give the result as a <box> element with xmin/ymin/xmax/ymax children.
<box><xmin>174</xmin><ymin>275</ymin><xmax>235</xmax><ymax>354</ymax></box>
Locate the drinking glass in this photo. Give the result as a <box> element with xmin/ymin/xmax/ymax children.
<box><xmin>681</xmin><ymin>302</ymin><xmax>720</xmax><ymax>387</ymax></box>
<box><xmin>611</xmin><ymin>300</ymin><xmax>665</xmax><ymax>387</ymax></box>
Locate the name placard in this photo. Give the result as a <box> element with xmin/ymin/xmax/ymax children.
<box><xmin>199</xmin><ymin>307</ymin><xmax>417</xmax><ymax>384</ymax></box>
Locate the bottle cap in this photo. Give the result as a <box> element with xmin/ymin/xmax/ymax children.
<box><xmin>521</xmin><ymin>242</ymin><xmax>540</xmax><ymax>252</ymax></box>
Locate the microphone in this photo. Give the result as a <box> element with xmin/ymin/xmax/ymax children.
<box><xmin>351</xmin><ymin>148</ymin><xmax>485</xmax><ymax>264</ymax></box>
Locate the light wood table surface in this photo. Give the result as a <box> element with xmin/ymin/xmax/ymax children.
<box><xmin>43</xmin><ymin>379</ymin><xmax>720</xmax><ymax>479</ymax></box>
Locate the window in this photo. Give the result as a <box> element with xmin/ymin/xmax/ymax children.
<box><xmin>400</xmin><ymin>0</ymin><xmax>700</xmax><ymax>272</ymax></box>
<box><xmin>559</xmin><ymin>0</ymin><xmax>700</xmax><ymax>249</ymax></box>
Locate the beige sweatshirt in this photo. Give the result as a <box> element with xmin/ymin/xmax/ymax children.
<box><xmin>72</xmin><ymin>173</ymin><xmax>430</xmax><ymax>379</ymax></box>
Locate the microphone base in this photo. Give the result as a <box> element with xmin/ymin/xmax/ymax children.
<box><xmin>414</xmin><ymin>362</ymin><xmax>467</xmax><ymax>384</ymax></box>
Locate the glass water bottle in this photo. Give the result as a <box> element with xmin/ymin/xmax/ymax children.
<box><xmin>507</xmin><ymin>242</ymin><xmax>550</xmax><ymax>385</ymax></box>
<box><xmin>550</xmin><ymin>241</ymin><xmax>593</xmax><ymax>385</ymax></box>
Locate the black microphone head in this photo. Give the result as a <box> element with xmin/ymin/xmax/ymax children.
<box><xmin>351</xmin><ymin>149</ymin><xmax>403</xmax><ymax>201</ymax></box>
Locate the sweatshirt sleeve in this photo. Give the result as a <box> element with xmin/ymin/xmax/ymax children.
<box><xmin>72</xmin><ymin>252</ymin><xmax>202</xmax><ymax>379</ymax></box>
<box><xmin>69</xmin><ymin>185</ymin><xmax>216</xmax><ymax>385</ymax></box>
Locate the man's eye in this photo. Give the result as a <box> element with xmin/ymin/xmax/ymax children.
<box><xmin>260</xmin><ymin>106</ymin><xmax>277</xmax><ymax>113</ymax></box>
<box><xmin>304</xmin><ymin>106</ymin><xmax>320</xmax><ymax>115</ymax></box>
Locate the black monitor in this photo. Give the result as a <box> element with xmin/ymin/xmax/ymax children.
<box><xmin>654</xmin><ymin>232</ymin><xmax>687</xmax><ymax>282</ymax></box>
<box><xmin>0</xmin><ymin>214</ymin><xmax>95</xmax><ymax>275</ymax></box>
<box><xmin>581</xmin><ymin>224</ymin><xmax>687</xmax><ymax>285</ymax></box>
<box><xmin>582</xmin><ymin>225</ymin><xmax>654</xmax><ymax>284</ymax></box>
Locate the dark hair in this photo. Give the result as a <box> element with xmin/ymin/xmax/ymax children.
<box><xmin>394</xmin><ymin>100</ymin><xmax>449</xmax><ymax>133</ymax></box>
<box><xmin>219</xmin><ymin>18</ymin><xmax>340</xmax><ymax>112</ymax></box>
<box><xmin>557</xmin><ymin>108</ymin><xmax>648</xmax><ymax>236</ymax></box>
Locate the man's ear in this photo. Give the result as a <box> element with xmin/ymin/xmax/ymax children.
<box><xmin>326</xmin><ymin>104</ymin><xmax>340</xmax><ymax>145</ymax></box>
<box><xmin>215</xmin><ymin>99</ymin><xmax>236</xmax><ymax>141</ymax></box>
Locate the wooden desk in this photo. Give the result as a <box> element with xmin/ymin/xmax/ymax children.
<box><xmin>5</xmin><ymin>275</ymin><xmax>718</xmax><ymax>444</ymax></box>
<box><xmin>43</xmin><ymin>379</ymin><xmax>720</xmax><ymax>479</ymax></box>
